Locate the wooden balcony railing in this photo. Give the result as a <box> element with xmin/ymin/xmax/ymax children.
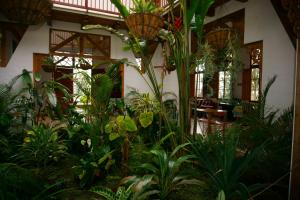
<box><xmin>51</xmin><ymin>0</ymin><xmax>169</xmax><ymax>16</ymax></box>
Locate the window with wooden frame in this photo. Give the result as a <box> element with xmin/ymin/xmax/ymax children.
<box><xmin>49</xmin><ymin>29</ymin><xmax>123</xmax><ymax>100</ymax></box>
<box><xmin>218</xmin><ymin>70</ymin><xmax>232</xmax><ymax>99</ymax></box>
<box><xmin>194</xmin><ymin>63</ymin><xmax>205</xmax><ymax>98</ymax></box>
<box><xmin>242</xmin><ymin>41</ymin><xmax>263</xmax><ymax>101</ymax></box>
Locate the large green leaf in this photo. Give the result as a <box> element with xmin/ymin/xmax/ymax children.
<box><xmin>111</xmin><ymin>0</ymin><xmax>130</xmax><ymax>18</ymax></box>
<box><xmin>186</xmin><ymin>0</ymin><xmax>215</xmax><ymax>29</ymax></box>
<box><xmin>93</xmin><ymin>74</ymin><xmax>114</xmax><ymax>104</ymax></box>
<box><xmin>217</xmin><ymin>190</ymin><xmax>226</xmax><ymax>200</ymax></box>
<box><xmin>47</xmin><ymin>89</ymin><xmax>57</xmax><ymax>107</ymax></box>
<box><xmin>109</xmin><ymin>132</ymin><xmax>120</xmax><ymax>141</ymax></box>
<box><xmin>117</xmin><ymin>116</ymin><xmax>137</xmax><ymax>132</ymax></box>
<box><xmin>90</xmin><ymin>186</ymin><xmax>115</xmax><ymax>200</ymax></box>
<box><xmin>139</xmin><ymin>111</ymin><xmax>153</xmax><ymax>128</ymax></box>
<box><xmin>105</xmin><ymin>123</ymin><xmax>113</xmax><ymax>134</ymax></box>
<box><xmin>98</xmin><ymin>151</ymin><xmax>113</xmax><ymax>165</ymax></box>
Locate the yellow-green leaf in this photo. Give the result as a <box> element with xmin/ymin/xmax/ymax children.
<box><xmin>139</xmin><ymin>111</ymin><xmax>153</xmax><ymax>128</ymax></box>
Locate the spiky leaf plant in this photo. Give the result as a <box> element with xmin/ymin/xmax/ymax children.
<box><xmin>189</xmin><ymin>129</ymin><xmax>265</xmax><ymax>199</ymax></box>
<box><xmin>124</xmin><ymin>143</ymin><xmax>202</xmax><ymax>200</ymax></box>
<box><xmin>90</xmin><ymin>186</ymin><xmax>133</xmax><ymax>200</ymax></box>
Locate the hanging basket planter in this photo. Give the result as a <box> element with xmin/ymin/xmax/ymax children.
<box><xmin>41</xmin><ymin>64</ymin><xmax>55</xmax><ymax>73</ymax></box>
<box><xmin>80</xmin><ymin>63</ymin><xmax>92</xmax><ymax>70</ymax></box>
<box><xmin>125</xmin><ymin>13</ymin><xmax>164</xmax><ymax>40</ymax></box>
<box><xmin>205</xmin><ymin>28</ymin><xmax>233</xmax><ymax>50</ymax></box>
<box><xmin>0</xmin><ymin>0</ymin><xmax>52</xmax><ymax>25</ymax></box>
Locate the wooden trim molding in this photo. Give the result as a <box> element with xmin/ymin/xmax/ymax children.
<box><xmin>291</xmin><ymin>38</ymin><xmax>300</xmax><ymax>200</ymax></box>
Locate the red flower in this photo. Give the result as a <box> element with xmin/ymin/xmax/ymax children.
<box><xmin>174</xmin><ymin>17</ymin><xmax>182</xmax><ymax>31</ymax></box>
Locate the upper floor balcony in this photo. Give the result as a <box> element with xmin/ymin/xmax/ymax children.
<box><xmin>51</xmin><ymin>0</ymin><xmax>169</xmax><ymax>18</ymax></box>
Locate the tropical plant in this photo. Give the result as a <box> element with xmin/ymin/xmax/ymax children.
<box><xmin>238</xmin><ymin>75</ymin><xmax>280</xmax><ymax>148</ymax></box>
<box><xmin>42</xmin><ymin>56</ymin><xmax>55</xmax><ymax>65</ymax></box>
<box><xmin>72</xmin><ymin>64</ymin><xmax>119</xmax><ymax>137</ymax></box>
<box><xmin>124</xmin><ymin>144</ymin><xmax>201</xmax><ymax>200</ymax></box>
<box><xmin>105</xmin><ymin>115</ymin><xmax>138</xmax><ymax>142</ymax></box>
<box><xmin>131</xmin><ymin>0</ymin><xmax>162</xmax><ymax>14</ymax></box>
<box><xmin>73</xmin><ymin>145</ymin><xmax>115</xmax><ymax>188</ymax></box>
<box><xmin>19</xmin><ymin>124</ymin><xmax>68</xmax><ymax>167</ymax></box>
<box><xmin>216</xmin><ymin>190</ymin><xmax>226</xmax><ymax>200</ymax></box>
<box><xmin>10</xmin><ymin>70</ymin><xmax>72</xmax><ymax>125</ymax></box>
<box><xmin>0</xmin><ymin>71</ymin><xmax>29</xmax><ymax>161</ymax></box>
<box><xmin>127</xmin><ymin>89</ymin><xmax>160</xmax><ymax>128</ymax></box>
<box><xmin>111</xmin><ymin>0</ymin><xmax>162</xmax><ymax>17</ymax></box>
<box><xmin>105</xmin><ymin>115</ymin><xmax>137</xmax><ymax>173</ymax></box>
<box><xmin>0</xmin><ymin>163</ymin><xmax>65</xmax><ymax>200</ymax></box>
<box><xmin>189</xmin><ymin>129</ymin><xmax>265</xmax><ymax>199</ymax></box>
<box><xmin>82</xmin><ymin>26</ymin><xmax>175</xmax><ymax>147</ymax></box>
<box><xmin>156</xmin><ymin>0</ymin><xmax>215</xmax><ymax>143</ymax></box>
<box><xmin>90</xmin><ymin>186</ymin><xmax>133</xmax><ymax>200</ymax></box>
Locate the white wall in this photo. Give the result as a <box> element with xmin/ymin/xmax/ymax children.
<box><xmin>205</xmin><ymin>0</ymin><xmax>296</xmax><ymax>109</ymax></box>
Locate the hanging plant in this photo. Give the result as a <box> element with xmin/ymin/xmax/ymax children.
<box><xmin>41</xmin><ymin>56</ymin><xmax>56</xmax><ymax>73</ymax></box>
<box><xmin>205</xmin><ymin>28</ymin><xmax>233</xmax><ymax>50</ymax></box>
<box><xmin>195</xmin><ymin>31</ymin><xmax>244</xmax><ymax>100</ymax></box>
<box><xmin>78</xmin><ymin>58</ymin><xmax>92</xmax><ymax>70</ymax></box>
<box><xmin>202</xmin><ymin>29</ymin><xmax>244</xmax><ymax>77</ymax></box>
<box><xmin>112</xmin><ymin>0</ymin><xmax>164</xmax><ymax>40</ymax></box>
<box><xmin>0</xmin><ymin>0</ymin><xmax>52</xmax><ymax>25</ymax></box>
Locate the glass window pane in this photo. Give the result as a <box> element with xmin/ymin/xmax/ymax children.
<box><xmin>195</xmin><ymin>73</ymin><xmax>204</xmax><ymax>97</ymax></box>
<box><xmin>73</xmin><ymin>68</ymin><xmax>92</xmax><ymax>104</ymax></box>
<box><xmin>218</xmin><ymin>71</ymin><xmax>231</xmax><ymax>99</ymax></box>
<box><xmin>251</xmin><ymin>68</ymin><xmax>260</xmax><ymax>101</ymax></box>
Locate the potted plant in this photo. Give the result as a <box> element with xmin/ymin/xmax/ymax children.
<box><xmin>78</xmin><ymin>58</ymin><xmax>92</xmax><ymax>70</ymax></box>
<box><xmin>41</xmin><ymin>56</ymin><xmax>55</xmax><ymax>72</ymax></box>
<box><xmin>112</xmin><ymin>0</ymin><xmax>164</xmax><ymax>40</ymax></box>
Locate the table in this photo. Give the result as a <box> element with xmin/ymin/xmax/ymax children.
<box><xmin>197</xmin><ymin>108</ymin><xmax>227</xmax><ymax>134</ymax></box>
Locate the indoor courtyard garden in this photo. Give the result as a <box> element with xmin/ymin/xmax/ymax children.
<box><xmin>0</xmin><ymin>0</ymin><xmax>299</xmax><ymax>199</ymax></box>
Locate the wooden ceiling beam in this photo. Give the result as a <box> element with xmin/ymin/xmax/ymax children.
<box><xmin>50</xmin><ymin>10</ymin><xmax>127</xmax><ymax>30</ymax></box>
<box><xmin>270</xmin><ymin>0</ymin><xmax>296</xmax><ymax>48</ymax></box>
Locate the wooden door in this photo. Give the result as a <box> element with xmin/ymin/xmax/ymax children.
<box><xmin>242</xmin><ymin>69</ymin><xmax>251</xmax><ymax>101</ymax></box>
<box><xmin>54</xmin><ymin>68</ymin><xmax>73</xmax><ymax>106</ymax></box>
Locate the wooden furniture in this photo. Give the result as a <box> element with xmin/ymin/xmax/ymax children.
<box><xmin>197</xmin><ymin>108</ymin><xmax>228</xmax><ymax>134</ymax></box>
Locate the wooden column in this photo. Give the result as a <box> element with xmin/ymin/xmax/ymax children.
<box><xmin>291</xmin><ymin>37</ymin><xmax>300</xmax><ymax>200</ymax></box>
<box><xmin>290</xmin><ymin>0</ymin><xmax>300</xmax><ymax>198</ymax></box>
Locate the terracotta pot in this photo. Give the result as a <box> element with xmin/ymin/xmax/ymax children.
<box><xmin>125</xmin><ymin>13</ymin><xmax>164</xmax><ymax>40</ymax></box>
